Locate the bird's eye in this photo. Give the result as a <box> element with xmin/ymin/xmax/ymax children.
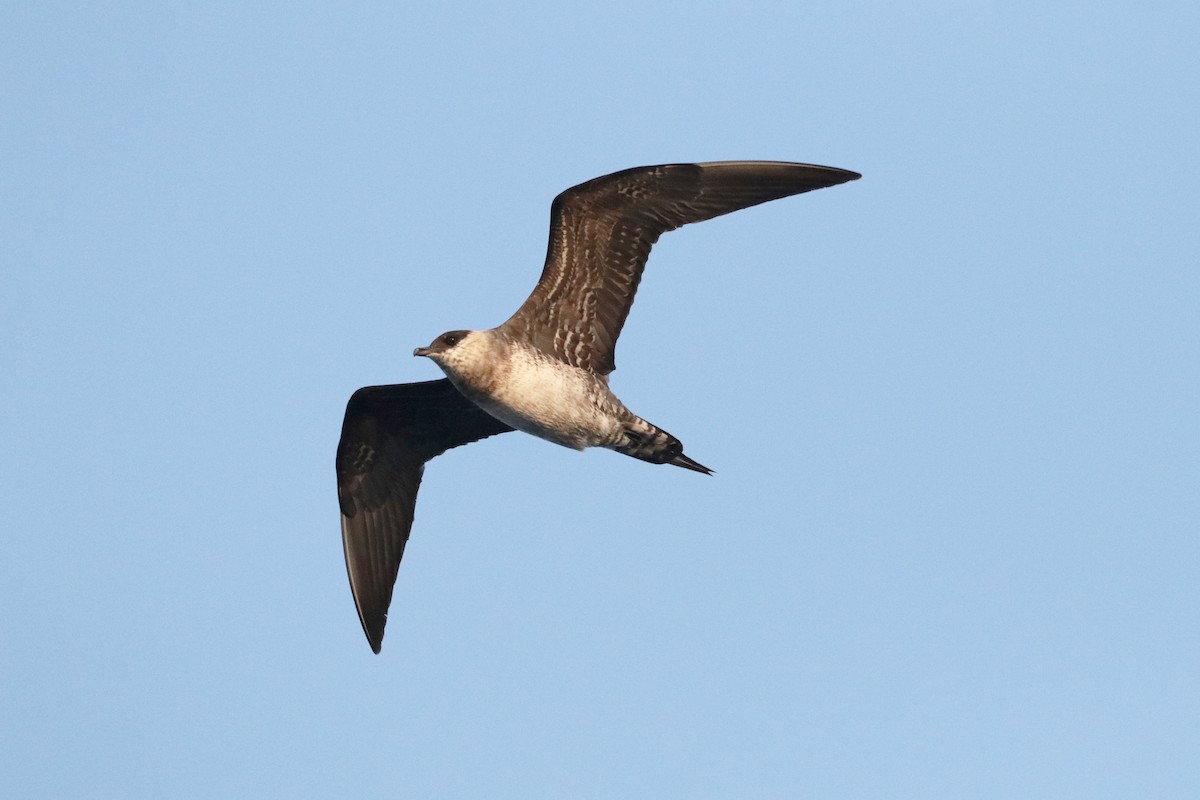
<box><xmin>443</xmin><ymin>333</ymin><xmax>461</xmax><ymax>346</ymax></box>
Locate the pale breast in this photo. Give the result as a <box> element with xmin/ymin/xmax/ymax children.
<box><xmin>482</xmin><ymin>352</ymin><xmax>627</xmax><ymax>450</ymax></box>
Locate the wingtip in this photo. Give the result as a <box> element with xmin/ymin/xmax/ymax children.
<box><xmin>362</xmin><ymin>617</ymin><xmax>385</xmax><ymax>654</ymax></box>
<box><xmin>694</xmin><ymin>160</ymin><xmax>861</xmax><ymax>183</ymax></box>
<box><xmin>816</xmin><ymin>165</ymin><xmax>862</xmax><ymax>184</ymax></box>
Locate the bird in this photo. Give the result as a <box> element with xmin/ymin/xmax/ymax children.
<box><xmin>336</xmin><ymin>161</ymin><xmax>860</xmax><ymax>652</ymax></box>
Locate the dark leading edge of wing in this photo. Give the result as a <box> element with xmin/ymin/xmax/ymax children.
<box><xmin>501</xmin><ymin>161</ymin><xmax>861</xmax><ymax>375</ymax></box>
<box><xmin>336</xmin><ymin>379</ymin><xmax>514</xmax><ymax>653</ymax></box>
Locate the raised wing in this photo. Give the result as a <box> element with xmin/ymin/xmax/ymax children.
<box><xmin>500</xmin><ymin>161</ymin><xmax>860</xmax><ymax>375</ymax></box>
<box><xmin>336</xmin><ymin>379</ymin><xmax>513</xmax><ymax>653</ymax></box>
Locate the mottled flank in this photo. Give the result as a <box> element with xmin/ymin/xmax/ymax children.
<box><xmin>337</xmin><ymin>161</ymin><xmax>860</xmax><ymax>652</ymax></box>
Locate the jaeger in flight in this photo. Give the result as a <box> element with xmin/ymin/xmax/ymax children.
<box><xmin>337</xmin><ymin>161</ymin><xmax>860</xmax><ymax>652</ymax></box>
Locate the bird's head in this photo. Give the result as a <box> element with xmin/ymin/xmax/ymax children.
<box><xmin>413</xmin><ymin>329</ymin><xmax>499</xmax><ymax>389</ymax></box>
<box><xmin>413</xmin><ymin>329</ymin><xmax>472</xmax><ymax>361</ymax></box>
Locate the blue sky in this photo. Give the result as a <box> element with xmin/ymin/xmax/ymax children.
<box><xmin>2</xmin><ymin>2</ymin><xmax>1197</xmax><ymax>797</ymax></box>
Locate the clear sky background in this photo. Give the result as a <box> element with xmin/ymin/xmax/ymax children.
<box><xmin>2</xmin><ymin>3</ymin><xmax>1197</xmax><ymax>798</ymax></box>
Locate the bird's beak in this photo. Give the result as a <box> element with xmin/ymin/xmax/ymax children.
<box><xmin>413</xmin><ymin>347</ymin><xmax>431</xmax><ymax>358</ymax></box>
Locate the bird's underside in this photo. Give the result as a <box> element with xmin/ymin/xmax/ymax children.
<box><xmin>337</xmin><ymin>160</ymin><xmax>860</xmax><ymax>652</ymax></box>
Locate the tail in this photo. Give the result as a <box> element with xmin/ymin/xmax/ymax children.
<box><xmin>615</xmin><ymin>420</ymin><xmax>714</xmax><ymax>475</ymax></box>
